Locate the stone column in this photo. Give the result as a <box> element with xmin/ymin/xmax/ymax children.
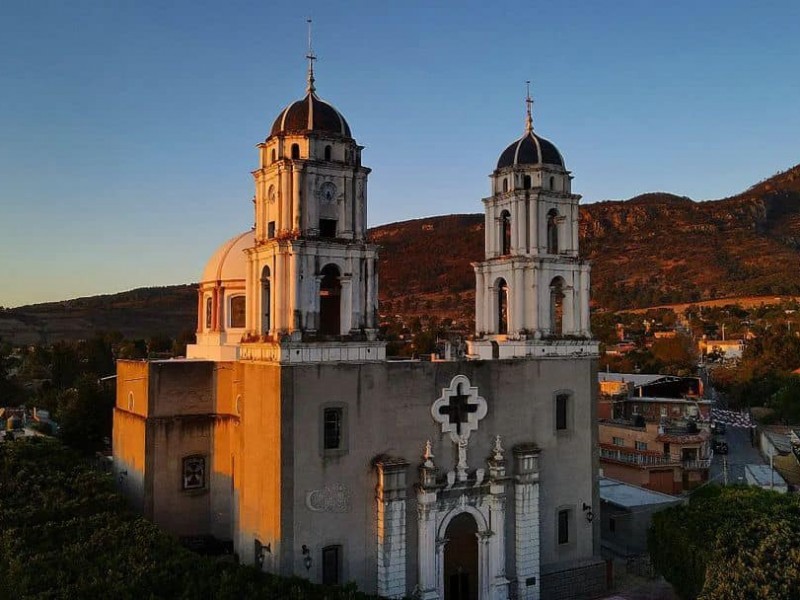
<box><xmin>340</xmin><ymin>275</ymin><xmax>353</xmax><ymax>334</ymax></box>
<box><xmin>375</xmin><ymin>458</ymin><xmax>409</xmax><ymax>599</ymax></box>
<box><xmin>513</xmin><ymin>444</ymin><xmax>541</xmax><ymax>600</ymax></box>
<box><xmin>280</xmin><ymin>168</ymin><xmax>291</xmax><ymax>232</ymax></box>
<box><xmin>581</xmin><ymin>265</ymin><xmax>591</xmax><ymax>336</ymax></box>
<box><xmin>291</xmin><ymin>164</ymin><xmax>301</xmax><ymax>232</ymax></box>
<box><xmin>511</xmin><ymin>201</ymin><xmax>519</xmax><ymax>254</ymax></box>
<box><xmin>366</xmin><ymin>257</ymin><xmax>376</xmax><ymax>329</ymax></box>
<box><xmin>417</xmin><ymin>445</ymin><xmax>440</xmax><ymax>600</ymax></box>
<box><xmin>517</xmin><ymin>199</ymin><xmax>527</xmax><ymax>254</ymax></box>
<box><xmin>512</xmin><ymin>266</ymin><xmax>524</xmax><ymax>336</ymax></box>
<box><xmin>488</xmin><ymin>438</ymin><xmax>510</xmax><ymax>599</ymax></box>
<box><xmin>474</xmin><ymin>269</ymin><xmax>485</xmax><ymax>334</ymax></box>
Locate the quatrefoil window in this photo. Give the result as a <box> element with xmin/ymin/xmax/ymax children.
<box><xmin>431</xmin><ymin>375</ymin><xmax>487</xmax><ymax>442</ymax></box>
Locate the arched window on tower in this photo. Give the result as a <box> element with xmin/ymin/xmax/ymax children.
<box><xmin>324</xmin><ymin>145</ymin><xmax>332</xmax><ymax>161</ymax></box>
<box><xmin>549</xmin><ymin>176</ymin><xmax>555</xmax><ymax>190</ymax></box>
<box><xmin>547</xmin><ymin>209</ymin><xmax>559</xmax><ymax>254</ymax></box>
<box><xmin>550</xmin><ymin>277</ymin><xmax>565</xmax><ymax>336</ymax></box>
<box><xmin>497</xmin><ymin>278</ymin><xmax>509</xmax><ymax>334</ymax></box>
<box><xmin>205</xmin><ymin>296</ymin><xmax>213</xmax><ymax>330</ymax></box>
<box><xmin>319</xmin><ymin>264</ymin><xmax>342</xmax><ymax>336</ymax></box>
<box><xmin>502</xmin><ymin>178</ymin><xmax>508</xmax><ymax>193</ymax></box>
<box><xmin>229</xmin><ymin>295</ymin><xmax>246</xmax><ymax>328</ymax></box>
<box><xmin>261</xmin><ymin>266</ymin><xmax>271</xmax><ymax>334</ymax></box>
<box><xmin>524</xmin><ymin>175</ymin><xmax>532</xmax><ymax>190</ymax></box>
<box><xmin>500</xmin><ymin>210</ymin><xmax>511</xmax><ymax>256</ymax></box>
<box><xmin>271</xmin><ymin>149</ymin><xmax>276</xmax><ymax>163</ymax></box>
<box><xmin>291</xmin><ymin>143</ymin><xmax>300</xmax><ymax>160</ymax></box>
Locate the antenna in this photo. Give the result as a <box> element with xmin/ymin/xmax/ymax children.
<box><xmin>306</xmin><ymin>18</ymin><xmax>316</xmax><ymax>94</ymax></box>
<box><xmin>525</xmin><ymin>80</ymin><xmax>533</xmax><ymax>132</ymax></box>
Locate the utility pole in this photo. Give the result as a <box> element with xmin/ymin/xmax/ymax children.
<box><xmin>723</xmin><ymin>456</ymin><xmax>728</xmax><ymax>486</ymax></box>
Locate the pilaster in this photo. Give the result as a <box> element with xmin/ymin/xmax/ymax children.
<box><xmin>513</xmin><ymin>444</ymin><xmax>541</xmax><ymax>600</ymax></box>
<box><xmin>375</xmin><ymin>458</ymin><xmax>409</xmax><ymax>599</ymax></box>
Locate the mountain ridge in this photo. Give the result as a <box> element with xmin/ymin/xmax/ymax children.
<box><xmin>3</xmin><ymin>164</ymin><xmax>800</xmax><ymax>343</ymax></box>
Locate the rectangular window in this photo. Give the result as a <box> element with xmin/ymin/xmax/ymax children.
<box><xmin>556</xmin><ymin>394</ymin><xmax>568</xmax><ymax>430</ymax></box>
<box><xmin>322</xmin><ymin>545</ymin><xmax>341</xmax><ymax>585</ymax></box>
<box><xmin>319</xmin><ymin>219</ymin><xmax>337</xmax><ymax>238</ymax></box>
<box><xmin>635</xmin><ymin>441</ymin><xmax>648</xmax><ymax>451</ymax></box>
<box><xmin>267</xmin><ymin>221</ymin><xmax>275</xmax><ymax>238</ymax></box>
<box><xmin>182</xmin><ymin>455</ymin><xmax>205</xmax><ymax>490</ymax></box>
<box><xmin>323</xmin><ymin>408</ymin><xmax>342</xmax><ymax>450</ymax></box>
<box><xmin>558</xmin><ymin>509</ymin><xmax>570</xmax><ymax>545</ymax></box>
<box><xmin>612</xmin><ymin>437</ymin><xmax>625</xmax><ymax>446</ymax></box>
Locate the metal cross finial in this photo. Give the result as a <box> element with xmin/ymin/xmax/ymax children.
<box><xmin>306</xmin><ymin>18</ymin><xmax>316</xmax><ymax>94</ymax></box>
<box><xmin>525</xmin><ymin>80</ymin><xmax>534</xmax><ymax>132</ymax></box>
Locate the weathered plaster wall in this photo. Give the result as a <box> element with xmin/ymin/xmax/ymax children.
<box><xmin>280</xmin><ymin>357</ymin><xmax>598</xmax><ymax>594</ymax></box>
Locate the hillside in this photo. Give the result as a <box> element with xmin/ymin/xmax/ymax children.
<box><xmin>0</xmin><ymin>285</ymin><xmax>197</xmax><ymax>345</ymax></box>
<box><xmin>3</xmin><ymin>164</ymin><xmax>800</xmax><ymax>343</ymax></box>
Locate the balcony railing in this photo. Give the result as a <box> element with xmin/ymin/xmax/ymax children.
<box><xmin>682</xmin><ymin>459</ymin><xmax>712</xmax><ymax>469</ymax></box>
<box><xmin>599</xmin><ymin>447</ymin><xmax>680</xmax><ymax>467</ymax></box>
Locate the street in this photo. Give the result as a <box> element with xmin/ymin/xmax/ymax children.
<box><xmin>709</xmin><ymin>424</ymin><xmax>765</xmax><ymax>485</ymax></box>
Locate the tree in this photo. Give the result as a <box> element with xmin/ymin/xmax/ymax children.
<box><xmin>649</xmin><ymin>485</ymin><xmax>800</xmax><ymax>600</ymax></box>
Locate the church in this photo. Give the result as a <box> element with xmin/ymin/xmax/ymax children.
<box><xmin>112</xmin><ymin>46</ymin><xmax>605</xmax><ymax>600</ymax></box>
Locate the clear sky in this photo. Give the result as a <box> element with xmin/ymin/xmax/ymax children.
<box><xmin>1</xmin><ymin>0</ymin><xmax>799</xmax><ymax>307</ymax></box>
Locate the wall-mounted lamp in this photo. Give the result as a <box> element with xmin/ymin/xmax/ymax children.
<box><xmin>302</xmin><ymin>544</ymin><xmax>312</xmax><ymax>571</ymax></box>
<box><xmin>582</xmin><ymin>502</ymin><xmax>594</xmax><ymax>523</ymax></box>
<box><xmin>254</xmin><ymin>538</ymin><xmax>271</xmax><ymax>567</ymax></box>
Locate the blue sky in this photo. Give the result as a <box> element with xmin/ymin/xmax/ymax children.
<box><xmin>1</xmin><ymin>0</ymin><xmax>799</xmax><ymax>307</ymax></box>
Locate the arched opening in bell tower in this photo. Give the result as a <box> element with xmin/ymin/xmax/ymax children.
<box><xmin>547</xmin><ymin>209</ymin><xmax>560</xmax><ymax>254</ymax></box>
<box><xmin>324</xmin><ymin>145</ymin><xmax>332</xmax><ymax>161</ymax></box>
<box><xmin>550</xmin><ymin>276</ymin><xmax>565</xmax><ymax>336</ymax></box>
<box><xmin>261</xmin><ymin>266</ymin><xmax>271</xmax><ymax>334</ymax></box>
<box><xmin>291</xmin><ymin>143</ymin><xmax>300</xmax><ymax>159</ymax></box>
<box><xmin>497</xmin><ymin>278</ymin><xmax>509</xmax><ymax>334</ymax></box>
<box><xmin>500</xmin><ymin>211</ymin><xmax>511</xmax><ymax>256</ymax></box>
<box><xmin>319</xmin><ymin>264</ymin><xmax>342</xmax><ymax>336</ymax></box>
<box><xmin>443</xmin><ymin>512</ymin><xmax>479</xmax><ymax>600</ymax></box>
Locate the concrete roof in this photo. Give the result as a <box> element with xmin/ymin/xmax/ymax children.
<box><xmin>599</xmin><ymin>477</ymin><xmax>683</xmax><ymax>509</ymax></box>
<box><xmin>745</xmin><ymin>464</ymin><xmax>788</xmax><ymax>488</ymax></box>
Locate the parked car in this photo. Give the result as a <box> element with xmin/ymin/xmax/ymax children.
<box><xmin>710</xmin><ymin>422</ymin><xmax>727</xmax><ymax>435</ymax></box>
<box><xmin>713</xmin><ymin>439</ymin><xmax>729</xmax><ymax>454</ymax></box>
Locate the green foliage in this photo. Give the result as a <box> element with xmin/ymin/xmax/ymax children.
<box><xmin>649</xmin><ymin>485</ymin><xmax>800</xmax><ymax>600</ymax></box>
<box><xmin>0</xmin><ymin>438</ymin><xmax>382</xmax><ymax>600</ymax></box>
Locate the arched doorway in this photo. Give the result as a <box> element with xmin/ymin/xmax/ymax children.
<box><xmin>444</xmin><ymin>512</ymin><xmax>479</xmax><ymax>600</ymax></box>
<box><xmin>550</xmin><ymin>277</ymin><xmax>565</xmax><ymax>336</ymax></box>
<box><xmin>497</xmin><ymin>278</ymin><xmax>508</xmax><ymax>334</ymax></box>
<box><xmin>261</xmin><ymin>266</ymin><xmax>271</xmax><ymax>334</ymax></box>
<box><xmin>319</xmin><ymin>264</ymin><xmax>341</xmax><ymax>336</ymax></box>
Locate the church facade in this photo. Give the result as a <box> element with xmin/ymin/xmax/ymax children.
<box><xmin>112</xmin><ymin>58</ymin><xmax>605</xmax><ymax>600</ymax></box>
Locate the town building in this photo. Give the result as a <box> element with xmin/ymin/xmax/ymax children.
<box><xmin>599</xmin><ymin>419</ymin><xmax>711</xmax><ymax>495</ymax></box>
<box><xmin>112</xmin><ymin>51</ymin><xmax>604</xmax><ymax>600</ymax></box>
<box><xmin>598</xmin><ymin>373</ymin><xmax>711</xmax><ymax>422</ymax></box>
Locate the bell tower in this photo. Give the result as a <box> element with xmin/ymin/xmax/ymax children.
<box><xmin>242</xmin><ymin>30</ymin><xmax>383</xmax><ymax>362</ymax></box>
<box><xmin>468</xmin><ymin>85</ymin><xmax>595</xmax><ymax>360</ymax></box>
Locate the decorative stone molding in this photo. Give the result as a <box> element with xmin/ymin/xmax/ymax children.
<box><xmin>305</xmin><ymin>483</ymin><xmax>351</xmax><ymax>513</ymax></box>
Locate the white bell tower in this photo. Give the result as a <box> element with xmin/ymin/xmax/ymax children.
<box><xmin>468</xmin><ymin>85</ymin><xmax>595</xmax><ymax>360</ymax></box>
<box><xmin>241</xmin><ymin>30</ymin><xmax>384</xmax><ymax>363</ymax></box>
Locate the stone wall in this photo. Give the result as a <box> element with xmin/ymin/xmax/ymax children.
<box><xmin>540</xmin><ymin>558</ymin><xmax>607</xmax><ymax>600</ymax></box>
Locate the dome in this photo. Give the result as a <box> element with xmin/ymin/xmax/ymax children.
<box><xmin>497</xmin><ymin>130</ymin><xmax>564</xmax><ymax>170</ymax></box>
<box><xmin>270</xmin><ymin>92</ymin><xmax>352</xmax><ymax>138</ymax></box>
<box><xmin>201</xmin><ymin>229</ymin><xmax>254</xmax><ymax>283</ymax></box>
